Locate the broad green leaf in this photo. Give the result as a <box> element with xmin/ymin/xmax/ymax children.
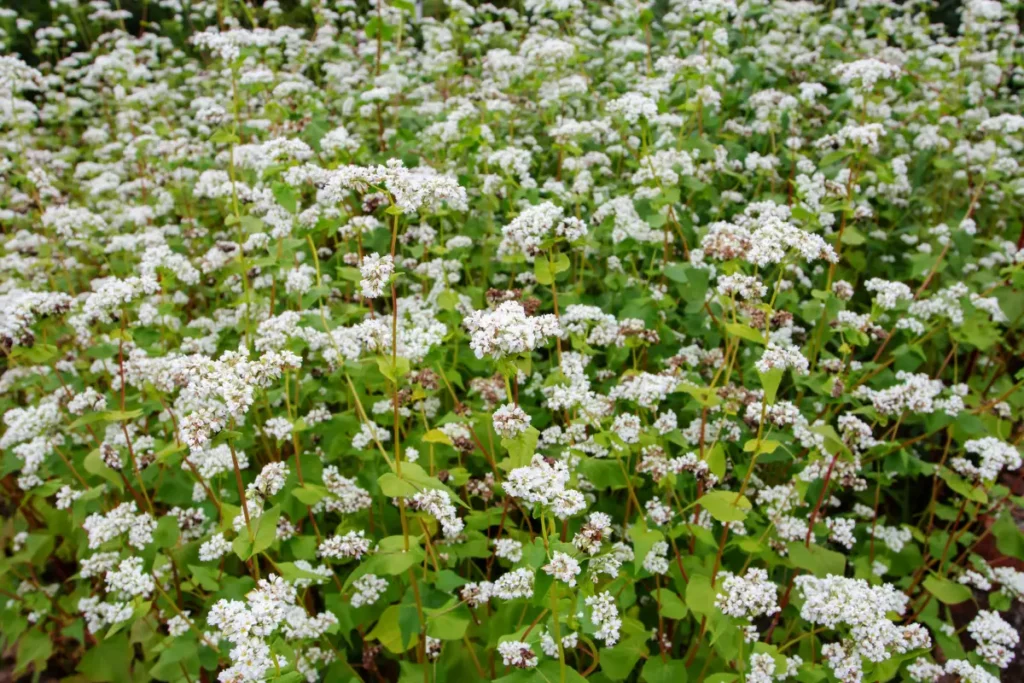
<box><xmin>696</xmin><ymin>490</ymin><xmax>752</xmax><ymax>523</ymax></box>
<box><xmin>787</xmin><ymin>542</ymin><xmax>846</xmax><ymax>578</ymax></box>
<box><xmin>658</xmin><ymin>590</ymin><xmax>687</xmax><ymax>619</ymax></box>
<box><xmin>642</xmin><ymin>658</ymin><xmax>687</xmax><ymax>683</ymax></box>
<box><xmin>923</xmin><ymin>574</ymin><xmax>972</xmax><ymax>605</ymax></box>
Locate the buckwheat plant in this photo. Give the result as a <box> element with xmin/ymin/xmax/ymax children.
<box><xmin>0</xmin><ymin>1</ymin><xmax>1023</xmax><ymax>682</ymax></box>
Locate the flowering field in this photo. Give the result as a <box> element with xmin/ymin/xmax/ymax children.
<box><xmin>2</xmin><ymin>0</ymin><xmax>1024</xmax><ymax>681</ymax></box>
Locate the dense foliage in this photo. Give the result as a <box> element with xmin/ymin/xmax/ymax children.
<box><xmin>1</xmin><ymin>1</ymin><xmax>1023</xmax><ymax>682</ymax></box>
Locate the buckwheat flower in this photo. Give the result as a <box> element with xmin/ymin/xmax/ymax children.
<box><xmin>872</xmin><ymin>525</ymin><xmax>912</xmax><ymax>553</ymax></box>
<box><xmin>350</xmin><ymin>422</ymin><xmax>390</xmax><ymax>451</ymax></box>
<box><xmin>79</xmin><ymin>597</ymin><xmax>133</xmax><ymax>634</ymax></box>
<box><xmin>318</xmin><ymin>531</ymin><xmax>371</xmax><ymax>561</ymax></box>
<box><xmin>951</xmin><ymin>438</ymin><xmax>1022</xmax><ymax>483</ymax></box>
<box><xmin>607</xmin><ymin>91</ymin><xmax>658</xmax><ymax>124</ymax></box>
<box><xmin>105</xmin><ymin>557</ymin><xmax>155</xmax><ymax>599</ymax></box>
<box><xmin>262</xmin><ymin>416</ymin><xmax>293</xmax><ymax>441</ymax></box>
<box><xmin>832</xmin><ymin>280</ymin><xmax>855</xmax><ymax>300</ymax></box>
<box><xmin>464</xmin><ymin>301</ymin><xmax>562</xmax><ymax>359</ymax></box>
<box><xmin>645</xmin><ymin>497</ymin><xmax>673</xmax><ymax>526</ymax></box>
<box><xmin>612</xmin><ymin>414</ymin><xmax>641</xmax><ymax>443</ymax></box>
<box><xmin>410</xmin><ymin>489</ymin><xmax>464</xmax><ymax>539</ymax></box>
<box><xmin>826</xmin><ymin>517</ymin><xmax>856</xmax><ymax>549</ymax></box>
<box><xmin>588</xmin><ymin>554</ymin><xmax>623</xmax><ymax>581</ymax></box>
<box><xmin>748</xmin><ymin>652</ymin><xmax>776</xmax><ymax>683</ymax></box>
<box><xmin>167</xmin><ymin>613</ymin><xmax>190</xmax><ymax>637</ymax></box>
<box><xmin>543</xmin><ymin>551</ymin><xmax>581</xmax><ymax>587</ymax></box>
<box><xmin>756</xmin><ymin>342</ymin><xmax>809</xmax><ymax>375</ymax></box>
<box><xmin>67</xmin><ymin>387</ymin><xmax>107</xmax><ymax>415</ymax></box>
<box><xmin>493</xmin><ymin>568</ymin><xmax>535</xmax><ymax>600</ymax></box>
<box><xmin>990</xmin><ymin>567</ymin><xmax>1024</xmax><ymax>602</ymax></box>
<box><xmin>967</xmin><ymin>610</ymin><xmax>1018</xmax><ymax>668</ymax></box>
<box><xmin>540</xmin><ymin>630</ymin><xmax>578</xmax><ymax>658</ymax></box>
<box><xmin>199</xmin><ymin>533</ymin><xmax>232</xmax><ymax>562</ymax></box>
<box><xmin>80</xmin><ymin>552</ymin><xmax>119</xmax><ymax>579</ymax></box>
<box><xmin>493</xmin><ymin>538</ymin><xmax>523</xmax><ymax>563</ymax></box>
<box><xmin>959</xmin><ymin>570</ymin><xmax>992</xmax><ymax>591</ymax></box>
<box><xmin>320</xmin><ymin>466</ymin><xmax>373</xmax><ymax>514</ymax></box>
<box><xmin>944</xmin><ymin>659</ymin><xmax>1000</xmax><ymax>683</ymax></box>
<box><xmin>717</xmin><ymin>273</ymin><xmax>767</xmax><ymax>300</ymax></box>
<box><xmin>359</xmin><ymin>253</ymin><xmax>394</xmax><ymax>299</ymax></box>
<box><xmin>497</xmin><ymin>641</ymin><xmax>537</xmax><ymax>669</ymax></box>
<box><xmin>586</xmin><ymin>591</ymin><xmax>621</xmax><ymax>646</ymax></box>
<box><xmin>865</xmin><ymin>278</ymin><xmax>912</xmax><ymax>310</ymax></box>
<box><xmin>642</xmin><ymin>541</ymin><xmax>669</xmax><ymax>575</ymax></box>
<box><xmin>250</xmin><ymin>462</ymin><xmax>288</xmax><ymax>499</ymax></box>
<box><xmin>460</xmin><ymin>581</ymin><xmax>494</xmax><ymax>608</ymax></box>
<box><xmin>55</xmin><ymin>485</ymin><xmax>81</xmax><ymax>510</ymax></box>
<box><xmin>795</xmin><ymin>575</ymin><xmax>929</xmax><ymax>665</ymax></box>
<box><xmin>609</xmin><ymin>373</ymin><xmax>679</xmax><ymax>409</ymax></box>
<box><xmin>497</xmin><ymin>201</ymin><xmax>566</xmax><ymax>260</ymax></box>
<box><xmin>83</xmin><ymin>502</ymin><xmax>155</xmax><ymax>549</ymax></box>
<box><xmin>716</xmin><ymin>568</ymin><xmax>780</xmax><ymax>622</ymax></box>
<box><xmin>653</xmin><ymin>410</ymin><xmax>677</xmax><ymax>434</ymax></box>
<box><xmin>492</xmin><ymin>403</ymin><xmax>531</xmax><ymax>439</ymax></box>
<box><xmin>504</xmin><ymin>454</ymin><xmax>587</xmax><ymax>519</ymax></box>
<box><xmin>832</xmin><ymin>58</ymin><xmax>901</xmax><ymax>90</ymax></box>
<box><xmin>907</xmin><ymin>658</ymin><xmax>943</xmax><ymax>682</ymax></box>
<box><xmin>821</xmin><ymin>641</ymin><xmax>862</xmax><ymax>683</ymax></box>
<box><xmin>351</xmin><ymin>574</ymin><xmax>388</xmax><ymax>607</ymax></box>
<box><xmin>574</xmin><ymin>512</ymin><xmax>613</xmax><ymax>556</ymax></box>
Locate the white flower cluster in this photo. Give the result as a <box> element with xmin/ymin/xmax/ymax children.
<box><xmin>585</xmin><ymin>591</ymin><xmax>621</xmax><ymax>646</ymax></box>
<box><xmin>464</xmin><ymin>301</ymin><xmax>562</xmax><ymax>359</ymax></box>
<box><xmin>410</xmin><ymin>489</ymin><xmax>464</xmax><ymax>539</ymax></box>
<box><xmin>795</xmin><ymin>575</ymin><xmax>930</xmax><ymax>675</ymax></box>
<box><xmin>504</xmin><ymin>454</ymin><xmax>587</xmax><ymax>519</ymax></box>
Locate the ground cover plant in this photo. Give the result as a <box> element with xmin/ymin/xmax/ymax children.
<box><xmin>1</xmin><ymin>0</ymin><xmax>1024</xmax><ymax>682</ymax></box>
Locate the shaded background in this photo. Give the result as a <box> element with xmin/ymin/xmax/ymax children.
<box><xmin>0</xmin><ymin>0</ymin><xmax>970</xmax><ymax>65</ymax></box>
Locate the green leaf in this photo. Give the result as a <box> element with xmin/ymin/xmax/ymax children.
<box><xmin>686</xmin><ymin>574</ymin><xmax>717</xmax><ymax>616</ymax></box>
<box><xmin>15</xmin><ymin>628</ymin><xmax>52</xmax><ymax>676</ymax></box>
<box><xmin>211</xmin><ymin>128</ymin><xmax>240</xmax><ymax>145</ymax></box>
<box><xmin>601</xmin><ymin>640</ymin><xmax>646</xmax><ymax>680</ymax></box>
<box><xmin>83</xmin><ymin>450</ymin><xmax>124</xmax><ymax>492</ymax></box>
<box><xmin>758</xmin><ymin>368</ymin><xmax>783</xmax><ymax>404</ymax></box>
<box><xmin>787</xmin><ymin>542</ymin><xmax>846</xmax><ymax>578</ymax></box>
<box><xmin>11</xmin><ymin>343</ymin><xmax>58</xmax><ymax>363</ymax></box>
<box><xmin>153</xmin><ymin>515</ymin><xmax>180</xmax><ymax>549</ymax></box>
<box><xmin>642</xmin><ymin>658</ymin><xmax>687</xmax><ymax>683</ymax></box>
<box><xmin>78</xmin><ymin>633</ymin><xmax>133</xmax><ymax>683</ymax></box>
<box><xmin>502</xmin><ymin>426</ymin><xmax>539</xmax><ymax>470</ymax></box>
<box><xmin>426</xmin><ymin>603</ymin><xmax>471</xmax><ymax>640</ymax></box>
<box><xmin>376</xmin><ymin>356</ymin><xmax>411</xmax><ymax>382</ymax></box>
<box><xmin>378</xmin><ymin>472</ymin><xmax>418</xmax><ymax>498</ymax></box>
<box><xmin>292</xmin><ymin>484</ymin><xmax>328</xmax><ymax>506</ymax></box>
<box><xmin>534</xmin><ymin>258</ymin><xmax>553</xmax><ymax>285</ymax></box>
<box><xmin>664</xmin><ymin>264</ymin><xmax>688</xmax><ymax>283</ymax></box>
<box><xmin>252</xmin><ymin>506</ymin><xmax>281</xmax><ymax>556</ymax></box>
<box><xmin>367</xmin><ymin>605</ymin><xmax>418</xmax><ymax>653</ymax></box>
<box><xmin>552</xmin><ymin>252</ymin><xmax>571</xmax><ymax>274</ymax></box>
<box><xmin>696</xmin><ymin>490</ymin><xmax>752</xmax><ymax>523</ymax></box>
<box><xmin>422</xmin><ymin>428</ymin><xmax>453</xmax><ymax>446</ymax></box>
<box><xmin>937</xmin><ymin>467</ymin><xmax>988</xmax><ymax>504</ymax></box>
<box><xmin>724</xmin><ymin>322</ymin><xmax>765</xmax><ymax>345</ymax></box>
<box><xmin>233</xmin><ymin>535</ymin><xmax>253</xmax><ymax>561</ymax></box>
<box><xmin>102</xmin><ymin>409</ymin><xmax>144</xmax><ymax>422</ymax></box>
<box><xmin>658</xmin><ymin>590</ymin><xmax>688</xmax><ymax>619</ymax></box>
<box><xmin>631</xmin><ymin>525</ymin><xmax>664</xmax><ymax>577</ymax></box>
<box><xmin>923</xmin><ymin>574</ymin><xmax>972</xmax><ymax>605</ymax></box>
<box><xmin>743</xmin><ymin>439</ymin><xmax>780</xmax><ymax>456</ymax></box>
